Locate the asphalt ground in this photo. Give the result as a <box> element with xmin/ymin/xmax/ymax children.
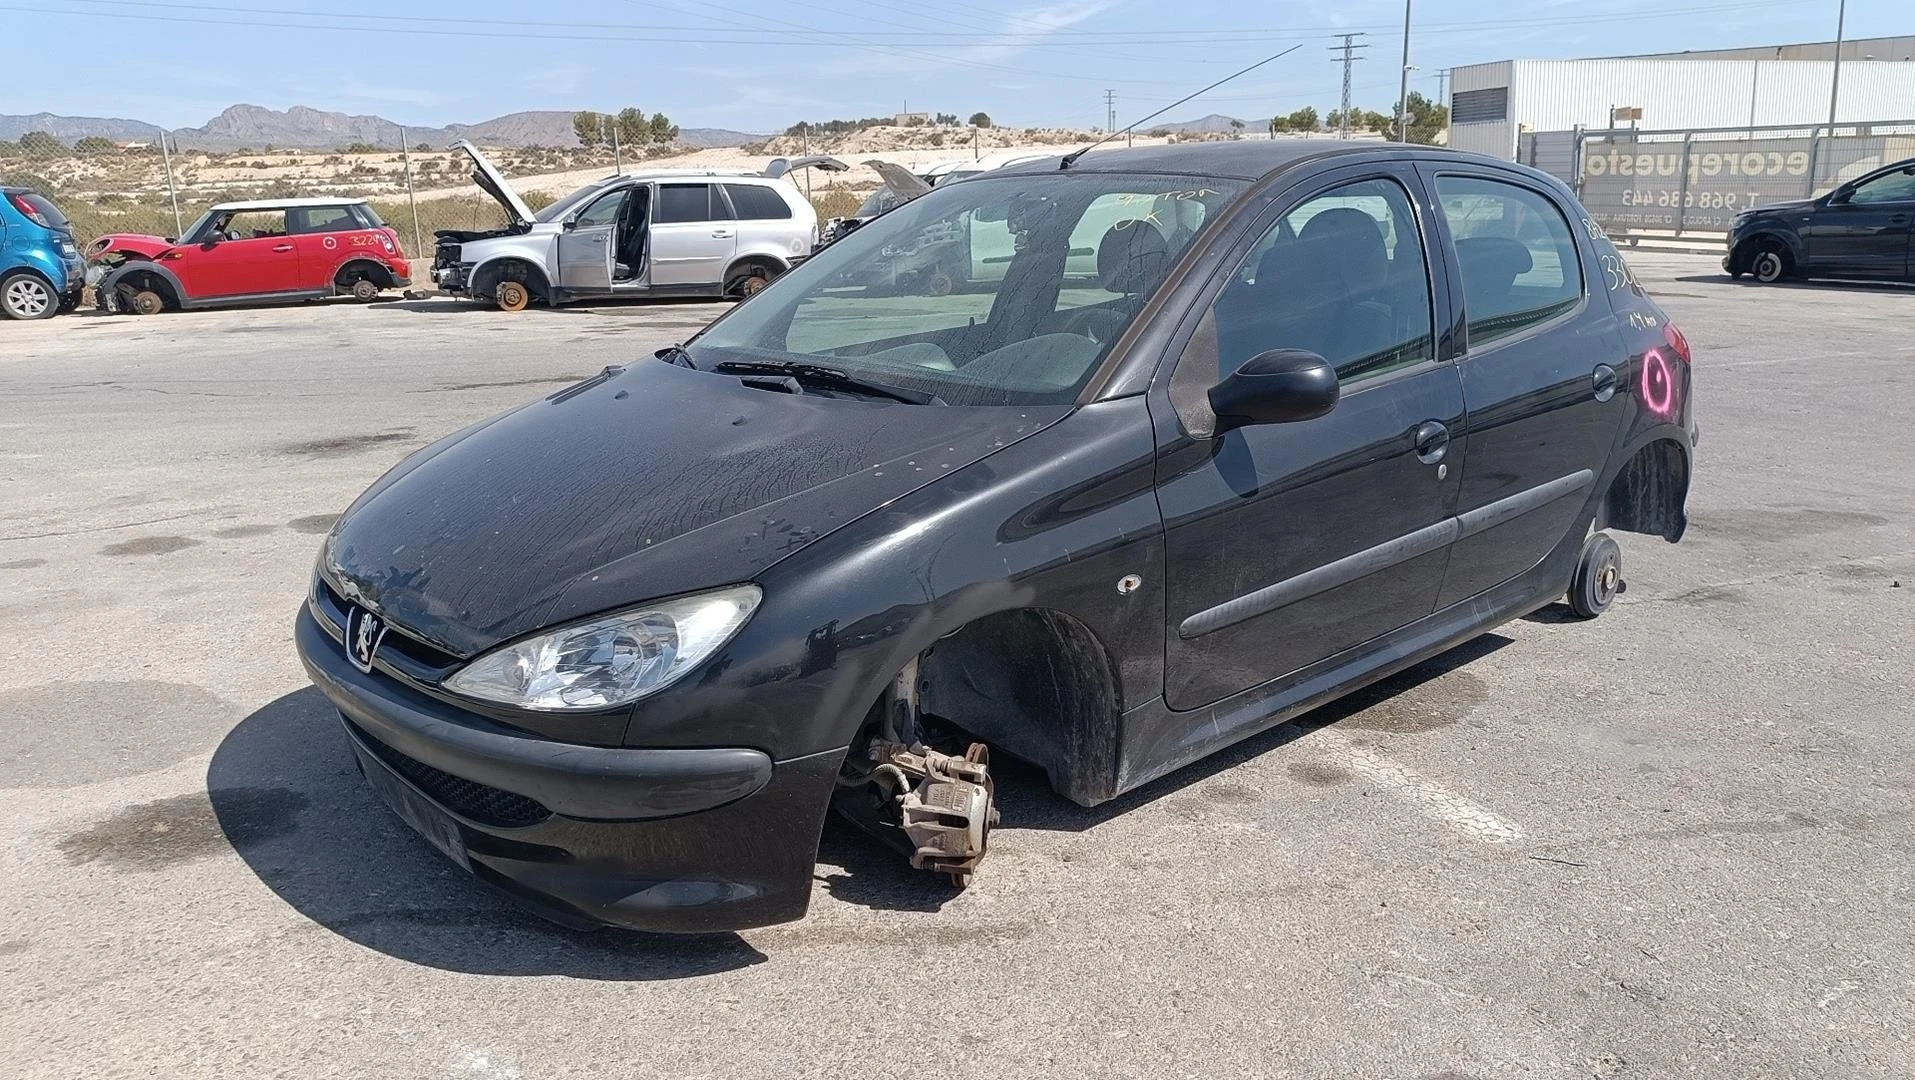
<box><xmin>1</xmin><ymin>257</ymin><xmax>1910</xmax><ymax>1079</ymax></box>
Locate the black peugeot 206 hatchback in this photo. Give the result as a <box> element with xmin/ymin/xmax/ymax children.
<box><xmin>298</xmin><ymin>141</ymin><xmax>1698</xmax><ymax>932</ymax></box>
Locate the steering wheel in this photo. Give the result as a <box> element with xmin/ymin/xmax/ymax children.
<box><xmin>1060</xmin><ymin>306</ymin><xmax>1129</xmax><ymax>345</ymax></box>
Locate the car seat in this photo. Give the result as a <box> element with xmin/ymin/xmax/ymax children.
<box><xmin>1452</xmin><ymin>235</ymin><xmax>1533</xmax><ymax>321</ymax></box>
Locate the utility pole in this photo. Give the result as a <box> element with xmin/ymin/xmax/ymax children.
<box><xmin>1826</xmin><ymin>0</ymin><xmax>1847</xmax><ymax>129</ymax></box>
<box><xmin>1434</xmin><ymin>67</ymin><xmax>1452</xmax><ymax>107</ymax></box>
<box><xmin>1104</xmin><ymin>89</ymin><xmax>1117</xmax><ymax>134</ymax></box>
<box><xmin>1396</xmin><ymin>0</ymin><xmax>1414</xmax><ymax>142</ymax></box>
<box><xmin>1330</xmin><ymin>33</ymin><xmax>1368</xmax><ymax>139</ymax></box>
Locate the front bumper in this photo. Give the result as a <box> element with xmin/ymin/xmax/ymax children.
<box><xmin>295</xmin><ymin>606</ymin><xmax>842</xmax><ymax>932</ymax></box>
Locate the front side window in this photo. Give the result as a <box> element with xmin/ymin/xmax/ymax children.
<box><xmin>1207</xmin><ymin>177</ymin><xmax>1435</xmax><ymax>385</ymax></box>
<box><xmin>573</xmin><ymin>189</ymin><xmax>627</xmax><ymax>228</ymax></box>
<box><xmin>724</xmin><ymin>183</ymin><xmax>792</xmax><ymax>220</ymax></box>
<box><xmin>1847</xmin><ymin>168</ymin><xmax>1915</xmax><ymax>205</ymax></box>
<box><xmin>655</xmin><ymin>184</ymin><xmax>713</xmax><ymax>224</ymax></box>
<box><xmin>216</xmin><ymin>210</ymin><xmax>289</xmax><ymax>241</ymax></box>
<box><xmin>1435</xmin><ymin>175</ymin><xmax>1583</xmax><ymax>348</ymax></box>
<box><xmin>690</xmin><ymin>172</ymin><xmax>1245</xmax><ymax>406</ymax></box>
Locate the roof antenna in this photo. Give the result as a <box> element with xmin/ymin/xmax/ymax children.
<box><xmin>1060</xmin><ymin>43</ymin><xmax>1306</xmax><ymax>170</ymax></box>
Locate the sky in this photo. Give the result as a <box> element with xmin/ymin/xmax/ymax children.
<box><xmin>5</xmin><ymin>0</ymin><xmax>1909</xmax><ymax>132</ymax></box>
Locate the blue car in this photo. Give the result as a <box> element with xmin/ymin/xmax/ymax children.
<box><xmin>1</xmin><ymin>186</ymin><xmax>85</xmax><ymax>320</ymax></box>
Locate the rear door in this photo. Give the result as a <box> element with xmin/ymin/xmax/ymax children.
<box><xmin>556</xmin><ymin>187</ymin><xmax>624</xmax><ymax>292</ymax></box>
<box><xmin>1803</xmin><ymin>166</ymin><xmax>1915</xmax><ymax>278</ymax></box>
<box><xmin>1156</xmin><ymin>166</ymin><xmax>1464</xmax><ymax>710</ymax></box>
<box><xmin>1418</xmin><ymin>167</ymin><xmax>1627</xmax><ymax>607</ymax></box>
<box><xmin>649</xmin><ymin>183</ymin><xmax>735</xmax><ymax>286</ymax></box>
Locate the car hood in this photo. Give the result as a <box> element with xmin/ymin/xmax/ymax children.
<box><xmin>324</xmin><ymin>361</ymin><xmax>1066</xmax><ymax>657</ymax></box>
<box><xmin>454</xmin><ymin>139</ymin><xmax>536</xmax><ymax>229</ymax></box>
<box><xmin>1744</xmin><ymin>197</ymin><xmax>1815</xmax><ymax>217</ymax></box>
<box><xmin>91</xmin><ymin>233</ymin><xmax>174</xmax><ymax>260</ymax></box>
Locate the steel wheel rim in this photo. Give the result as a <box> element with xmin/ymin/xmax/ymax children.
<box><xmin>6</xmin><ymin>278</ymin><xmax>50</xmax><ymax>317</ymax></box>
<box><xmin>1755</xmin><ymin>252</ymin><xmax>1782</xmax><ymax>281</ymax></box>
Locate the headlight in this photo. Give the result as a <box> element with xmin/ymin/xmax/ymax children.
<box><xmin>443</xmin><ymin>585</ymin><xmax>762</xmax><ymax>711</ymax></box>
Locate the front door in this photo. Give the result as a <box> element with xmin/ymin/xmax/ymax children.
<box><xmin>171</xmin><ymin>209</ymin><xmax>302</xmax><ymax>298</ymax></box>
<box><xmin>1157</xmin><ymin>170</ymin><xmax>1464</xmax><ymax>711</ymax></box>
<box><xmin>557</xmin><ymin>187</ymin><xmax>624</xmax><ymax>292</ymax></box>
<box><xmin>1804</xmin><ymin>165</ymin><xmax>1915</xmax><ymax>278</ymax></box>
<box><xmin>1420</xmin><ymin>168</ymin><xmax>1627</xmax><ymax>606</ymax></box>
<box><xmin>649</xmin><ymin>183</ymin><xmax>736</xmax><ymax>287</ymax></box>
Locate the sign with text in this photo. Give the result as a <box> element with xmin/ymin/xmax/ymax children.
<box><xmin>1577</xmin><ymin>133</ymin><xmax>1900</xmax><ymax>234</ymax></box>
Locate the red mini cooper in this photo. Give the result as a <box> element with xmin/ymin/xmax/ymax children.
<box><xmin>91</xmin><ymin>197</ymin><xmax>411</xmax><ymax>314</ymax></box>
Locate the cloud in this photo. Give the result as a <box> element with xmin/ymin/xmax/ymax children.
<box><xmin>822</xmin><ymin>0</ymin><xmax>1120</xmax><ymax>77</ymax></box>
<box><xmin>519</xmin><ymin>64</ymin><xmax>591</xmax><ymax>97</ymax></box>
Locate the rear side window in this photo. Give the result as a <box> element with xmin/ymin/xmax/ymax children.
<box><xmin>655</xmin><ymin>184</ymin><xmax>714</xmax><ymax>224</ymax></box>
<box><xmin>1206</xmin><ymin>177</ymin><xmax>1435</xmax><ymax>385</ymax></box>
<box><xmin>287</xmin><ymin>206</ymin><xmax>357</xmax><ymax>234</ymax></box>
<box><xmin>1434</xmin><ymin>175</ymin><xmax>1583</xmax><ymax>348</ymax></box>
<box><xmin>723</xmin><ymin>183</ymin><xmax>792</xmax><ymax>220</ymax></box>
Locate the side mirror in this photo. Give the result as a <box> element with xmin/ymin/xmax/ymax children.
<box><xmin>200</xmin><ymin>235</ymin><xmax>221</xmax><ymax>248</ymax></box>
<box><xmin>1208</xmin><ymin>349</ymin><xmax>1339</xmax><ymax>432</ymax></box>
<box><xmin>562</xmin><ymin>218</ymin><xmax>578</xmax><ymax>230</ymax></box>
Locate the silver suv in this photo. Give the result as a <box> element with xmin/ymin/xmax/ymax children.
<box><xmin>434</xmin><ymin>142</ymin><xmax>834</xmax><ymax>310</ymax></box>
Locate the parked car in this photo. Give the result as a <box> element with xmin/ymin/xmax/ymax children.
<box><xmin>91</xmin><ymin>198</ymin><xmax>411</xmax><ymax>315</ymax></box>
<box><xmin>298</xmin><ymin>142</ymin><xmax>1696</xmax><ymax>933</ymax></box>
<box><xmin>1725</xmin><ymin>156</ymin><xmax>1915</xmax><ymax>283</ymax></box>
<box><xmin>0</xmin><ymin>186</ymin><xmax>85</xmax><ymax>320</ymax></box>
<box><xmin>432</xmin><ymin>142</ymin><xmax>833</xmax><ymax>310</ymax></box>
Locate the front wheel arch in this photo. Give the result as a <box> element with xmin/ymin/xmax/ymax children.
<box><xmin>722</xmin><ymin>254</ymin><xmax>786</xmax><ymax>299</ymax></box>
<box><xmin>469</xmin><ymin>258</ymin><xmax>551</xmax><ymax>306</ymax></box>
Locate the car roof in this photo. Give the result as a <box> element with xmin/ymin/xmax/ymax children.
<box><xmin>208</xmin><ymin>197</ymin><xmax>371</xmax><ymax>211</ymax></box>
<box><xmin>618</xmin><ymin>169</ymin><xmax>779</xmax><ymax>181</ymax></box>
<box><xmin>992</xmin><ymin>139</ymin><xmax>1459</xmax><ymax>182</ymax></box>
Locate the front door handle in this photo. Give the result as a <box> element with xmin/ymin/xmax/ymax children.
<box><xmin>1413</xmin><ymin>420</ymin><xmax>1450</xmax><ymax>465</ymax></box>
<box><xmin>272</xmin><ymin>243</ymin><xmax>294</xmax><ymax>253</ymax></box>
<box><xmin>711</xmin><ymin>228</ymin><xmax>735</xmax><ymax>239</ymax></box>
<box><xmin>1592</xmin><ymin>363</ymin><xmax>1618</xmax><ymax>402</ymax></box>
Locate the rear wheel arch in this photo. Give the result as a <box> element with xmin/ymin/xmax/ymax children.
<box><xmin>916</xmin><ymin>607</ymin><xmax>1125</xmax><ymax>806</ymax></box>
<box><xmin>333</xmin><ymin>258</ymin><xmax>395</xmax><ymax>289</ymax></box>
<box><xmin>1599</xmin><ymin>436</ymin><xmax>1690</xmax><ymax>543</ymax></box>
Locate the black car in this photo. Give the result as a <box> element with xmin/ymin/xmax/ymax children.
<box><xmin>298</xmin><ymin>141</ymin><xmax>1697</xmax><ymax>933</ymax></box>
<box><xmin>1724</xmin><ymin>156</ymin><xmax>1915</xmax><ymax>284</ymax></box>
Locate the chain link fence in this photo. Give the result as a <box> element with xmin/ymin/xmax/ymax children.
<box><xmin>0</xmin><ymin>125</ymin><xmax>657</xmax><ymax>261</ymax></box>
<box><xmin>1518</xmin><ymin>120</ymin><xmax>1915</xmax><ymax>238</ymax></box>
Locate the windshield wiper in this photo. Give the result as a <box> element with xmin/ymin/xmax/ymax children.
<box><xmin>712</xmin><ymin>360</ymin><xmax>944</xmax><ymax>405</ymax></box>
<box><xmin>654</xmin><ymin>343</ymin><xmax>697</xmax><ymax>369</ymax></box>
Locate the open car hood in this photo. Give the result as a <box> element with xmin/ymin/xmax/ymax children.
<box><xmin>454</xmin><ymin>139</ymin><xmax>536</xmax><ymax>229</ymax></box>
<box><xmin>865</xmin><ymin>159</ymin><xmax>932</xmax><ymax>199</ymax></box>
<box><xmin>764</xmin><ymin>155</ymin><xmax>850</xmax><ymax>179</ymax></box>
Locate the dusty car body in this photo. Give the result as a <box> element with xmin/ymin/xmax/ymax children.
<box><xmin>91</xmin><ymin>198</ymin><xmax>411</xmax><ymax>314</ymax></box>
<box><xmin>432</xmin><ymin>142</ymin><xmax>829</xmax><ymax>309</ymax></box>
<box><xmin>298</xmin><ymin>141</ymin><xmax>1696</xmax><ymax>933</ymax></box>
<box><xmin>1724</xmin><ymin>156</ymin><xmax>1915</xmax><ymax>283</ymax></box>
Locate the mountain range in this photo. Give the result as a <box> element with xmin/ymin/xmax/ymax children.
<box><xmin>1141</xmin><ymin>113</ymin><xmax>1266</xmax><ymax>135</ymax></box>
<box><xmin>0</xmin><ymin>104</ymin><xmax>759</xmax><ymax>150</ymax></box>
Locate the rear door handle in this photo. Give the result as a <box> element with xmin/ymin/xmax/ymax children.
<box><xmin>1413</xmin><ymin>420</ymin><xmax>1450</xmax><ymax>465</ymax></box>
<box><xmin>711</xmin><ymin>229</ymin><xmax>735</xmax><ymax>239</ymax></box>
<box><xmin>272</xmin><ymin>244</ymin><xmax>294</xmax><ymax>252</ymax></box>
<box><xmin>1592</xmin><ymin>363</ymin><xmax>1618</xmax><ymax>402</ymax></box>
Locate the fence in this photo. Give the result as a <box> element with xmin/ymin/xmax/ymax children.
<box><xmin>1518</xmin><ymin>120</ymin><xmax>1915</xmax><ymax>238</ymax></box>
<box><xmin>0</xmin><ymin>124</ymin><xmax>648</xmax><ymax>261</ymax></box>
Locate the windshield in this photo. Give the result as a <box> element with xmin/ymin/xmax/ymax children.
<box><xmin>180</xmin><ymin>210</ymin><xmax>216</xmax><ymax>243</ymax></box>
<box><xmin>690</xmin><ymin>172</ymin><xmax>1243</xmax><ymax>406</ymax></box>
<box><xmin>537</xmin><ymin>179</ymin><xmax>619</xmax><ymax>223</ymax></box>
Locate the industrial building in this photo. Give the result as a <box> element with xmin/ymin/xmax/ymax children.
<box><xmin>1448</xmin><ymin>36</ymin><xmax>1915</xmax><ymax>159</ymax></box>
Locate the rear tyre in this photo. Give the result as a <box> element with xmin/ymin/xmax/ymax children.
<box><xmin>496</xmin><ymin>280</ymin><xmax>530</xmax><ymax>312</ymax></box>
<box><xmin>0</xmin><ymin>273</ymin><xmax>56</xmax><ymax>320</ymax></box>
<box><xmin>350</xmin><ymin>278</ymin><xmax>380</xmax><ymax>302</ymax></box>
<box><xmin>1568</xmin><ymin>532</ymin><xmax>1623</xmax><ymax>619</ymax></box>
<box><xmin>1751</xmin><ymin>243</ymin><xmax>1789</xmax><ymax>284</ymax></box>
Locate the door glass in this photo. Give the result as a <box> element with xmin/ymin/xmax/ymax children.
<box><xmin>1434</xmin><ymin>175</ymin><xmax>1583</xmax><ymax>348</ymax></box>
<box><xmin>1847</xmin><ymin>169</ymin><xmax>1915</xmax><ymax>205</ymax></box>
<box><xmin>219</xmin><ymin>211</ymin><xmax>289</xmax><ymax>240</ymax></box>
<box><xmin>655</xmin><ymin>184</ymin><xmax>712</xmax><ymax>223</ymax></box>
<box><xmin>723</xmin><ymin>183</ymin><xmax>792</xmax><ymax>220</ymax></box>
<box><xmin>573</xmin><ymin>189</ymin><xmax>627</xmax><ymax>228</ymax></box>
<box><xmin>287</xmin><ymin>206</ymin><xmax>355</xmax><ymax>234</ymax></box>
<box><xmin>1207</xmin><ymin>177</ymin><xmax>1435</xmax><ymax>384</ymax></box>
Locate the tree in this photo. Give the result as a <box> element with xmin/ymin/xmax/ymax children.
<box><xmin>647</xmin><ymin>112</ymin><xmax>678</xmax><ymax>145</ymax></box>
<box><xmin>18</xmin><ymin>130</ymin><xmax>62</xmax><ymax>156</ymax></box>
<box><xmin>934</xmin><ymin>112</ymin><xmax>958</xmax><ymax>126</ymax></box>
<box><xmin>0</xmin><ymin>140</ymin><xmax>19</xmax><ymax>157</ymax></box>
<box><xmin>615</xmin><ymin>107</ymin><xmax>649</xmax><ymax>147</ymax></box>
<box><xmin>1398</xmin><ymin>91</ymin><xmax>1449</xmax><ymax>145</ymax></box>
<box><xmin>573</xmin><ymin>110</ymin><xmax>604</xmax><ymax>148</ymax></box>
<box><xmin>969</xmin><ymin>112</ymin><xmax>992</xmax><ymax>129</ymax></box>
<box><xmin>74</xmin><ymin>136</ymin><xmax>117</xmax><ymax>155</ymax></box>
<box><xmin>1271</xmin><ymin>106</ymin><xmax>1320</xmax><ymax>134</ymax></box>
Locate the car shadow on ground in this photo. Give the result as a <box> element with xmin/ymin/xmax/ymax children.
<box><xmin>1674</xmin><ymin>273</ymin><xmax>1915</xmax><ymax>293</ymax></box>
<box><xmin>373</xmin><ymin>298</ymin><xmax>730</xmax><ymax>316</ymax></box>
<box><xmin>207</xmin><ymin>687</ymin><xmax>766</xmax><ymax>978</ymax></box>
<box><xmin>818</xmin><ymin>633</ymin><xmax>1515</xmax><ymax>913</ymax></box>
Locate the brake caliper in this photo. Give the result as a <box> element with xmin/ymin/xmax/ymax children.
<box><xmin>869</xmin><ymin>740</ymin><xmax>999</xmax><ymax>887</ymax></box>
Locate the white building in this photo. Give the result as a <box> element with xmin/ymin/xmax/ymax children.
<box><xmin>1448</xmin><ymin>36</ymin><xmax>1915</xmax><ymax>159</ymax></box>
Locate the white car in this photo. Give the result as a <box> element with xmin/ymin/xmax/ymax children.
<box><xmin>433</xmin><ymin>142</ymin><xmax>842</xmax><ymax>310</ymax></box>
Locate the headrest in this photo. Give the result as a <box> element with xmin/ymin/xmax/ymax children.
<box><xmin>1096</xmin><ymin>219</ymin><xmax>1171</xmax><ymax>294</ymax></box>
